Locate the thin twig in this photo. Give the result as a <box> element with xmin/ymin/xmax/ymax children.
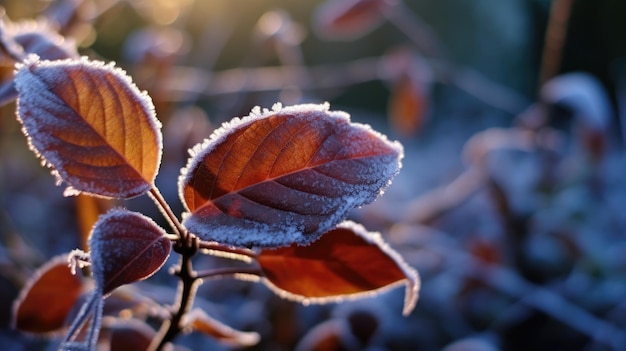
<box><xmin>150</xmin><ymin>234</ymin><xmax>200</xmax><ymax>351</ymax></box>
<box><xmin>383</xmin><ymin>1</ymin><xmax>529</xmax><ymax>114</ymax></box>
<box><xmin>538</xmin><ymin>0</ymin><xmax>574</xmax><ymax>87</ymax></box>
<box><xmin>198</xmin><ymin>241</ymin><xmax>257</xmax><ymax>260</ymax></box>
<box><xmin>424</xmin><ymin>233</ymin><xmax>626</xmax><ymax>351</ymax></box>
<box><xmin>195</xmin><ymin>266</ymin><xmax>263</xmax><ymax>280</ymax></box>
<box><xmin>149</xmin><ymin>187</ymin><xmax>186</xmax><ymax>238</ymax></box>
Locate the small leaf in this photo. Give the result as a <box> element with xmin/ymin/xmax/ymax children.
<box><xmin>541</xmin><ymin>72</ymin><xmax>612</xmax><ymax>130</ymax></box>
<box><xmin>15</xmin><ymin>55</ymin><xmax>162</xmax><ymax>199</ymax></box>
<box><xmin>388</xmin><ymin>73</ymin><xmax>428</xmax><ymax>137</ymax></box>
<box><xmin>89</xmin><ymin>208</ymin><xmax>170</xmax><ymax>295</ymax></box>
<box><xmin>107</xmin><ymin>318</ymin><xmax>156</xmax><ymax>351</ymax></box>
<box><xmin>12</xmin><ymin>254</ymin><xmax>87</xmax><ymax>335</ymax></box>
<box><xmin>182</xmin><ymin>308</ymin><xmax>260</xmax><ymax>347</ymax></box>
<box><xmin>313</xmin><ymin>0</ymin><xmax>388</xmax><ymax>41</ymax></box>
<box><xmin>257</xmin><ymin>221</ymin><xmax>419</xmax><ymax>316</ymax></box>
<box><xmin>180</xmin><ymin>103</ymin><xmax>403</xmax><ymax>247</ymax></box>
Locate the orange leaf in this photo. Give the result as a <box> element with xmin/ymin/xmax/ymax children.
<box><xmin>180</xmin><ymin>103</ymin><xmax>403</xmax><ymax>247</ymax></box>
<box><xmin>12</xmin><ymin>254</ymin><xmax>87</xmax><ymax>335</ymax></box>
<box><xmin>75</xmin><ymin>194</ymin><xmax>114</xmax><ymax>251</ymax></box>
<box><xmin>388</xmin><ymin>74</ymin><xmax>428</xmax><ymax>137</ymax></box>
<box><xmin>89</xmin><ymin>209</ymin><xmax>171</xmax><ymax>295</ymax></box>
<box><xmin>258</xmin><ymin>221</ymin><xmax>419</xmax><ymax>316</ymax></box>
<box><xmin>14</xmin><ymin>55</ymin><xmax>162</xmax><ymax>199</ymax></box>
<box><xmin>182</xmin><ymin>308</ymin><xmax>260</xmax><ymax>347</ymax></box>
<box><xmin>314</xmin><ymin>0</ymin><xmax>388</xmax><ymax>41</ymax></box>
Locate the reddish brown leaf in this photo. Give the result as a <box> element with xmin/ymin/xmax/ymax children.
<box><xmin>182</xmin><ymin>308</ymin><xmax>260</xmax><ymax>347</ymax></box>
<box><xmin>12</xmin><ymin>254</ymin><xmax>87</xmax><ymax>335</ymax></box>
<box><xmin>314</xmin><ymin>0</ymin><xmax>388</xmax><ymax>41</ymax></box>
<box><xmin>293</xmin><ymin>319</ymin><xmax>349</xmax><ymax>351</ymax></box>
<box><xmin>89</xmin><ymin>209</ymin><xmax>171</xmax><ymax>295</ymax></box>
<box><xmin>258</xmin><ymin>221</ymin><xmax>419</xmax><ymax>316</ymax></box>
<box><xmin>15</xmin><ymin>56</ymin><xmax>162</xmax><ymax>199</ymax></box>
<box><xmin>388</xmin><ymin>74</ymin><xmax>428</xmax><ymax>137</ymax></box>
<box><xmin>180</xmin><ymin>103</ymin><xmax>403</xmax><ymax>247</ymax></box>
<box><xmin>468</xmin><ymin>238</ymin><xmax>502</xmax><ymax>265</ymax></box>
<box><xmin>107</xmin><ymin>318</ymin><xmax>156</xmax><ymax>351</ymax></box>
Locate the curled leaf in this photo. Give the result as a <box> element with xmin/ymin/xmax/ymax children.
<box><xmin>89</xmin><ymin>208</ymin><xmax>170</xmax><ymax>295</ymax></box>
<box><xmin>15</xmin><ymin>55</ymin><xmax>162</xmax><ymax>199</ymax></box>
<box><xmin>12</xmin><ymin>254</ymin><xmax>87</xmax><ymax>335</ymax></box>
<box><xmin>258</xmin><ymin>221</ymin><xmax>419</xmax><ymax>316</ymax></box>
<box><xmin>182</xmin><ymin>308</ymin><xmax>260</xmax><ymax>347</ymax></box>
<box><xmin>541</xmin><ymin>72</ymin><xmax>612</xmax><ymax>130</ymax></box>
<box><xmin>180</xmin><ymin>103</ymin><xmax>403</xmax><ymax>247</ymax></box>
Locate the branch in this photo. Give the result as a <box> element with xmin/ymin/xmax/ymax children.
<box><xmin>424</xmin><ymin>234</ymin><xmax>626</xmax><ymax>351</ymax></box>
<box><xmin>198</xmin><ymin>241</ymin><xmax>257</xmax><ymax>261</ymax></box>
<box><xmin>149</xmin><ymin>233</ymin><xmax>200</xmax><ymax>351</ymax></box>
<box><xmin>539</xmin><ymin>0</ymin><xmax>574</xmax><ymax>87</ymax></box>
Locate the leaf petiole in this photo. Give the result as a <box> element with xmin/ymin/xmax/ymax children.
<box><xmin>148</xmin><ymin>187</ymin><xmax>186</xmax><ymax>238</ymax></box>
<box><xmin>194</xmin><ymin>267</ymin><xmax>263</xmax><ymax>280</ymax></box>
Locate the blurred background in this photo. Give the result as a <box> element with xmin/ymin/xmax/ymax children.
<box><xmin>2</xmin><ymin>0</ymin><xmax>626</xmax><ymax>350</ymax></box>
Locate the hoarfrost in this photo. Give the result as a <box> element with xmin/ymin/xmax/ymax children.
<box><xmin>14</xmin><ymin>55</ymin><xmax>162</xmax><ymax>199</ymax></box>
<box><xmin>179</xmin><ymin>103</ymin><xmax>403</xmax><ymax>248</ymax></box>
<box><xmin>260</xmin><ymin>221</ymin><xmax>420</xmax><ymax>316</ymax></box>
<box><xmin>88</xmin><ymin>208</ymin><xmax>170</xmax><ymax>295</ymax></box>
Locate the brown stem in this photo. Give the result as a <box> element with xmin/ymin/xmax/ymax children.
<box><xmin>149</xmin><ymin>187</ymin><xmax>186</xmax><ymax>238</ymax></box>
<box><xmin>538</xmin><ymin>0</ymin><xmax>574</xmax><ymax>87</ymax></box>
<box><xmin>150</xmin><ymin>233</ymin><xmax>200</xmax><ymax>351</ymax></box>
<box><xmin>198</xmin><ymin>241</ymin><xmax>257</xmax><ymax>259</ymax></box>
<box><xmin>195</xmin><ymin>267</ymin><xmax>263</xmax><ymax>280</ymax></box>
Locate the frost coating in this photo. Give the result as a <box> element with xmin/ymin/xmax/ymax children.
<box><xmin>179</xmin><ymin>102</ymin><xmax>404</xmax><ymax>247</ymax></box>
<box><xmin>14</xmin><ymin>55</ymin><xmax>163</xmax><ymax>199</ymax></box>
<box><xmin>89</xmin><ymin>208</ymin><xmax>170</xmax><ymax>295</ymax></box>
<box><xmin>259</xmin><ymin>221</ymin><xmax>420</xmax><ymax>316</ymax></box>
<box><xmin>3</xmin><ymin>19</ymin><xmax>78</xmax><ymax>60</ymax></box>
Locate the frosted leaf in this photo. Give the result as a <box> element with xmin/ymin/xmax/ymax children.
<box><xmin>6</xmin><ymin>19</ymin><xmax>78</xmax><ymax>60</ymax></box>
<box><xmin>14</xmin><ymin>55</ymin><xmax>162</xmax><ymax>199</ymax></box>
<box><xmin>88</xmin><ymin>208</ymin><xmax>171</xmax><ymax>295</ymax></box>
<box><xmin>0</xmin><ymin>19</ymin><xmax>78</xmax><ymax>106</ymax></box>
<box><xmin>179</xmin><ymin>103</ymin><xmax>403</xmax><ymax>247</ymax></box>
<box><xmin>258</xmin><ymin>221</ymin><xmax>420</xmax><ymax>316</ymax></box>
<box><xmin>12</xmin><ymin>253</ymin><xmax>88</xmax><ymax>336</ymax></box>
<box><xmin>541</xmin><ymin>72</ymin><xmax>612</xmax><ymax>130</ymax></box>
